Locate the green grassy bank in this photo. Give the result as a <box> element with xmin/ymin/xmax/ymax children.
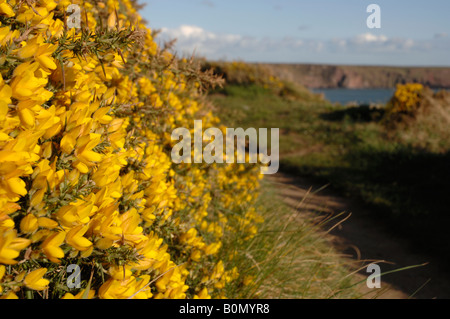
<box><xmin>209</xmin><ymin>79</ymin><xmax>450</xmax><ymax>262</ymax></box>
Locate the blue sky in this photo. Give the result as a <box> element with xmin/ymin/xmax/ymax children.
<box><xmin>140</xmin><ymin>0</ymin><xmax>450</xmax><ymax>66</ymax></box>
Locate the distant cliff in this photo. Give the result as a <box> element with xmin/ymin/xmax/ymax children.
<box><xmin>258</xmin><ymin>64</ymin><xmax>450</xmax><ymax>89</ymax></box>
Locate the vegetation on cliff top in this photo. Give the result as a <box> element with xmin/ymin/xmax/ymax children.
<box><xmin>209</xmin><ymin>62</ymin><xmax>450</xmax><ymax>264</ymax></box>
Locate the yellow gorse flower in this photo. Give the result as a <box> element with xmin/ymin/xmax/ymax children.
<box><xmin>65</xmin><ymin>225</ymin><xmax>92</xmax><ymax>252</ymax></box>
<box><xmin>0</xmin><ymin>230</ymin><xmax>31</xmax><ymax>265</ymax></box>
<box><xmin>388</xmin><ymin>83</ymin><xmax>424</xmax><ymax>114</ymax></box>
<box><xmin>41</xmin><ymin>231</ymin><xmax>66</xmax><ymax>263</ymax></box>
<box><xmin>20</xmin><ymin>214</ymin><xmax>38</xmax><ymax>234</ymax></box>
<box><xmin>24</xmin><ymin>268</ymin><xmax>49</xmax><ymax>291</ymax></box>
<box><xmin>61</xmin><ymin>289</ymin><xmax>96</xmax><ymax>299</ymax></box>
<box><xmin>0</xmin><ymin>2</ymin><xmax>15</xmax><ymax>18</ymax></box>
<box><xmin>0</xmin><ymin>0</ymin><xmax>264</xmax><ymax>299</ymax></box>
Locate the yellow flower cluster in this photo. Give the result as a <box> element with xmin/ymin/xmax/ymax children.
<box><xmin>387</xmin><ymin>83</ymin><xmax>424</xmax><ymax>114</ymax></box>
<box><xmin>0</xmin><ymin>0</ymin><xmax>263</xmax><ymax>299</ymax></box>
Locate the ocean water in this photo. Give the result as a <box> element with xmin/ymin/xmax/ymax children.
<box><xmin>312</xmin><ymin>88</ymin><xmax>396</xmax><ymax>105</ymax></box>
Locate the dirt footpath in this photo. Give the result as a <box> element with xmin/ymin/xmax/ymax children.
<box><xmin>268</xmin><ymin>173</ymin><xmax>450</xmax><ymax>299</ymax></box>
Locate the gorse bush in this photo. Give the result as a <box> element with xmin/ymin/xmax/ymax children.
<box><xmin>384</xmin><ymin>83</ymin><xmax>450</xmax><ymax>153</ymax></box>
<box><xmin>386</xmin><ymin>83</ymin><xmax>424</xmax><ymax>115</ymax></box>
<box><xmin>0</xmin><ymin>0</ymin><xmax>264</xmax><ymax>299</ymax></box>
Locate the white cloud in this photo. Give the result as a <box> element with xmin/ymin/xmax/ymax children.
<box><xmin>350</xmin><ymin>34</ymin><xmax>415</xmax><ymax>52</ymax></box>
<box><xmin>159</xmin><ymin>25</ymin><xmax>320</xmax><ymax>59</ymax></box>
<box><xmin>162</xmin><ymin>25</ymin><xmax>216</xmax><ymax>41</ymax></box>
<box><xmin>157</xmin><ymin>25</ymin><xmax>450</xmax><ymax>65</ymax></box>
<box><xmin>353</xmin><ymin>33</ymin><xmax>388</xmax><ymax>43</ymax></box>
<box><xmin>434</xmin><ymin>32</ymin><xmax>448</xmax><ymax>39</ymax></box>
<box><xmin>200</xmin><ymin>0</ymin><xmax>215</xmax><ymax>8</ymax></box>
<box><xmin>159</xmin><ymin>25</ymin><xmax>243</xmax><ymax>57</ymax></box>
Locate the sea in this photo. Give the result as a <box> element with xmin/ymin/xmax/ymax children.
<box><xmin>311</xmin><ymin>88</ymin><xmax>395</xmax><ymax>106</ymax></box>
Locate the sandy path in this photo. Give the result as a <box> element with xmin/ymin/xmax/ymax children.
<box><xmin>268</xmin><ymin>173</ymin><xmax>450</xmax><ymax>299</ymax></box>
